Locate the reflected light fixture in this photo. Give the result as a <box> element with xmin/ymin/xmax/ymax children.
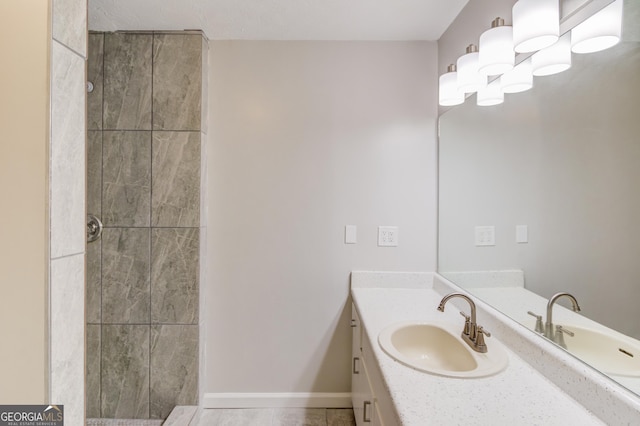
<box><xmin>572</xmin><ymin>0</ymin><xmax>623</xmax><ymax>53</ymax></box>
<box><xmin>439</xmin><ymin>64</ymin><xmax>465</xmax><ymax>106</ymax></box>
<box><xmin>532</xmin><ymin>32</ymin><xmax>572</xmax><ymax>76</ymax></box>
<box><xmin>457</xmin><ymin>44</ymin><xmax>486</xmax><ymax>93</ymax></box>
<box><xmin>479</xmin><ymin>18</ymin><xmax>515</xmax><ymax>76</ymax></box>
<box><xmin>477</xmin><ymin>79</ymin><xmax>504</xmax><ymax>106</ymax></box>
<box><xmin>500</xmin><ymin>58</ymin><xmax>533</xmax><ymax>93</ymax></box>
<box><xmin>512</xmin><ymin>0</ymin><xmax>560</xmax><ymax>53</ymax></box>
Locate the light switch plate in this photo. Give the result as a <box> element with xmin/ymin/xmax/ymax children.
<box><xmin>378</xmin><ymin>226</ymin><xmax>398</xmax><ymax>247</ymax></box>
<box><xmin>516</xmin><ymin>225</ymin><xmax>528</xmax><ymax>243</ymax></box>
<box><xmin>345</xmin><ymin>225</ymin><xmax>357</xmax><ymax>244</ymax></box>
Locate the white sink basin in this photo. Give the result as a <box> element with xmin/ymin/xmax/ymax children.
<box><xmin>559</xmin><ymin>325</ymin><xmax>640</xmax><ymax>377</ymax></box>
<box><xmin>378</xmin><ymin>321</ymin><xmax>509</xmax><ymax>378</ymax></box>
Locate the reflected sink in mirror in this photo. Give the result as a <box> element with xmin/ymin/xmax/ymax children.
<box><xmin>378</xmin><ymin>321</ymin><xmax>508</xmax><ymax>378</ymax></box>
<box><xmin>559</xmin><ymin>325</ymin><xmax>640</xmax><ymax>377</ymax></box>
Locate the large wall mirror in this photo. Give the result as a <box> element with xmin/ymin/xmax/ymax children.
<box><xmin>438</xmin><ymin>0</ymin><xmax>640</xmax><ymax>396</ymax></box>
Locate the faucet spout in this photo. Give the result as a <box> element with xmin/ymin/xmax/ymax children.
<box><xmin>438</xmin><ymin>292</ymin><xmax>490</xmax><ymax>352</ymax></box>
<box><xmin>437</xmin><ymin>292</ymin><xmax>477</xmax><ymax>325</ymax></box>
<box><xmin>545</xmin><ymin>292</ymin><xmax>581</xmax><ymax>339</ymax></box>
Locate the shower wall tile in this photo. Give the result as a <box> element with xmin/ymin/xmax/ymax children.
<box><xmin>102</xmin><ymin>228</ymin><xmax>150</xmax><ymax>324</ymax></box>
<box><xmin>53</xmin><ymin>0</ymin><xmax>87</xmax><ymax>56</ymax></box>
<box><xmin>151</xmin><ymin>132</ymin><xmax>201</xmax><ymax>227</ymax></box>
<box><xmin>50</xmin><ymin>40</ymin><xmax>86</xmax><ymax>259</ymax></box>
<box><xmin>151</xmin><ymin>228</ymin><xmax>199</xmax><ymax>324</ymax></box>
<box><xmin>104</xmin><ymin>33</ymin><xmax>152</xmax><ymax>130</ymax></box>
<box><xmin>153</xmin><ymin>34</ymin><xmax>202</xmax><ymax>131</ymax></box>
<box><xmin>102</xmin><ymin>131</ymin><xmax>151</xmax><ymax>227</ymax></box>
<box><xmin>86</xmin><ymin>324</ymin><xmax>101</xmax><ymax>418</ymax></box>
<box><xmin>150</xmin><ymin>325</ymin><xmax>198</xmax><ymax>419</ymax></box>
<box><xmin>102</xmin><ymin>325</ymin><xmax>150</xmax><ymax>419</ymax></box>
<box><xmin>201</xmin><ymin>37</ymin><xmax>209</xmax><ymax>135</ymax></box>
<box><xmin>50</xmin><ymin>254</ymin><xmax>85</xmax><ymax>425</ymax></box>
<box><xmin>86</xmin><ymin>237</ymin><xmax>101</xmax><ymax>324</ymax></box>
<box><xmin>88</xmin><ymin>34</ymin><xmax>104</xmax><ymax>130</ymax></box>
<box><xmin>88</xmin><ymin>130</ymin><xmax>102</xmax><ymax>216</ymax></box>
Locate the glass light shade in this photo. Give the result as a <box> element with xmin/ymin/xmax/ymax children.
<box><xmin>513</xmin><ymin>0</ymin><xmax>560</xmax><ymax>53</ymax></box>
<box><xmin>456</xmin><ymin>45</ymin><xmax>486</xmax><ymax>93</ymax></box>
<box><xmin>477</xmin><ymin>80</ymin><xmax>504</xmax><ymax>106</ymax></box>
<box><xmin>532</xmin><ymin>32</ymin><xmax>572</xmax><ymax>76</ymax></box>
<box><xmin>571</xmin><ymin>0</ymin><xmax>623</xmax><ymax>54</ymax></box>
<box><xmin>501</xmin><ymin>58</ymin><xmax>533</xmax><ymax>93</ymax></box>
<box><xmin>439</xmin><ymin>68</ymin><xmax>465</xmax><ymax>106</ymax></box>
<box><xmin>479</xmin><ymin>20</ymin><xmax>515</xmax><ymax>76</ymax></box>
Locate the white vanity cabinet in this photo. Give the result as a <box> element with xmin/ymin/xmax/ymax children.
<box><xmin>351</xmin><ymin>304</ymin><xmax>398</xmax><ymax>426</ymax></box>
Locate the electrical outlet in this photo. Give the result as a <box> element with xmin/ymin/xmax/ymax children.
<box><xmin>475</xmin><ymin>226</ymin><xmax>495</xmax><ymax>246</ymax></box>
<box><xmin>378</xmin><ymin>226</ymin><xmax>399</xmax><ymax>247</ymax></box>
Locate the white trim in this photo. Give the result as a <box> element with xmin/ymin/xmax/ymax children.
<box><xmin>202</xmin><ymin>392</ymin><xmax>352</xmax><ymax>409</ymax></box>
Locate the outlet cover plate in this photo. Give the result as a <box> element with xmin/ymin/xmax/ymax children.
<box><xmin>378</xmin><ymin>226</ymin><xmax>398</xmax><ymax>247</ymax></box>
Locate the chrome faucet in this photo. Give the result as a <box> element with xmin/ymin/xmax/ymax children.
<box><xmin>544</xmin><ymin>292</ymin><xmax>581</xmax><ymax>340</ymax></box>
<box><xmin>437</xmin><ymin>293</ymin><xmax>491</xmax><ymax>353</ymax></box>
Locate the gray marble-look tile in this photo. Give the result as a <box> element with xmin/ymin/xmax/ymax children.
<box><xmin>163</xmin><ymin>406</ymin><xmax>198</xmax><ymax>426</ymax></box>
<box><xmin>151</xmin><ymin>131</ymin><xmax>200</xmax><ymax>227</ymax></box>
<box><xmin>193</xmin><ymin>409</ymin><xmax>274</xmax><ymax>426</ymax></box>
<box><xmin>50</xmin><ymin>40</ymin><xmax>86</xmax><ymax>259</ymax></box>
<box><xmin>86</xmin><ymin>236</ymin><xmax>101</xmax><ymax>324</ymax></box>
<box><xmin>101</xmin><ymin>325</ymin><xmax>150</xmax><ymax>419</ymax></box>
<box><xmin>86</xmin><ymin>324</ymin><xmax>101</xmax><ymax>418</ymax></box>
<box><xmin>88</xmin><ymin>130</ymin><xmax>102</xmax><ymax>217</ymax></box>
<box><xmin>153</xmin><ymin>34</ymin><xmax>202</xmax><ymax>131</ymax></box>
<box><xmin>50</xmin><ymin>254</ymin><xmax>85</xmax><ymax>426</ymax></box>
<box><xmin>102</xmin><ymin>131</ymin><xmax>151</xmax><ymax>227</ymax></box>
<box><xmin>102</xmin><ymin>228</ymin><xmax>150</xmax><ymax>324</ymax></box>
<box><xmin>272</xmin><ymin>408</ymin><xmax>327</xmax><ymax>426</ymax></box>
<box><xmin>151</xmin><ymin>228</ymin><xmax>199</xmax><ymax>324</ymax></box>
<box><xmin>104</xmin><ymin>33</ymin><xmax>152</xmax><ymax>130</ymax></box>
<box><xmin>150</xmin><ymin>325</ymin><xmax>198</xmax><ymax>419</ymax></box>
<box><xmin>88</xmin><ymin>33</ymin><xmax>104</xmax><ymax>130</ymax></box>
<box><xmin>326</xmin><ymin>409</ymin><xmax>356</xmax><ymax>426</ymax></box>
<box><xmin>200</xmin><ymin>37</ymin><xmax>209</xmax><ymax>135</ymax></box>
<box><xmin>53</xmin><ymin>0</ymin><xmax>87</xmax><ymax>56</ymax></box>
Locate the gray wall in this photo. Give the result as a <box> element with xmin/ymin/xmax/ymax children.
<box><xmin>204</xmin><ymin>41</ymin><xmax>438</xmax><ymax>401</ymax></box>
<box><xmin>86</xmin><ymin>32</ymin><xmax>205</xmax><ymax>419</ymax></box>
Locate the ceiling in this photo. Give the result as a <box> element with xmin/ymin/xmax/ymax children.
<box><xmin>88</xmin><ymin>0</ymin><xmax>469</xmax><ymax>41</ymax></box>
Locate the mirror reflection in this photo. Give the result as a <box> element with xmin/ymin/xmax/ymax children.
<box><xmin>438</xmin><ymin>0</ymin><xmax>640</xmax><ymax>395</ymax></box>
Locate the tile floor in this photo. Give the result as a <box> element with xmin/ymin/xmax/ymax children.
<box><xmin>87</xmin><ymin>408</ymin><xmax>356</xmax><ymax>426</ymax></box>
<box><xmin>191</xmin><ymin>408</ymin><xmax>356</xmax><ymax>426</ymax></box>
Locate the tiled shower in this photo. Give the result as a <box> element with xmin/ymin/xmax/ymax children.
<box><xmin>86</xmin><ymin>31</ymin><xmax>207</xmax><ymax>419</ymax></box>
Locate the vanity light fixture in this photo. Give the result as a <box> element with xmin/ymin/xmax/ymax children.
<box><xmin>477</xmin><ymin>79</ymin><xmax>504</xmax><ymax>106</ymax></box>
<box><xmin>532</xmin><ymin>32</ymin><xmax>572</xmax><ymax>76</ymax></box>
<box><xmin>500</xmin><ymin>58</ymin><xmax>533</xmax><ymax>93</ymax></box>
<box><xmin>478</xmin><ymin>18</ymin><xmax>515</xmax><ymax>76</ymax></box>
<box><xmin>457</xmin><ymin>44</ymin><xmax>486</xmax><ymax>94</ymax></box>
<box><xmin>512</xmin><ymin>0</ymin><xmax>560</xmax><ymax>53</ymax></box>
<box><xmin>439</xmin><ymin>64</ymin><xmax>465</xmax><ymax>106</ymax></box>
<box><xmin>571</xmin><ymin>0</ymin><xmax>623</xmax><ymax>54</ymax></box>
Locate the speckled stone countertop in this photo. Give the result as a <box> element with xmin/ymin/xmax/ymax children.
<box><xmin>351</xmin><ymin>272</ymin><xmax>609</xmax><ymax>426</ymax></box>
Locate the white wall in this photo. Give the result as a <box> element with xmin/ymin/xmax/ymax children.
<box><xmin>205</xmin><ymin>41</ymin><xmax>437</xmax><ymax>400</ymax></box>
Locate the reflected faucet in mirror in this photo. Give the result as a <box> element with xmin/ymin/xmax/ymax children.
<box><xmin>438</xmin><ymin>293</ymin><xmax>491</xmax><ymax>353</ymax></box>
<box><xmin>544</xmin><ymin>292</ymin><xmax>581</xmax><ymax>340</ymax></box>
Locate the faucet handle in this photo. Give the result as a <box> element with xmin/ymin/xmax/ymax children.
<box><xmin>459</xmin><ymin>311</ymin><xmax>471</xmax><ymax>336</ymax></box>
<box><xmin>527</xmin><ymin>311</ymin><xmax>545</xmax><ymax>334</ymax></box>
<box><xmin>475</xmin><ymin>326</ymin><xmax>490</xmax><ymax>353</ymax></box>
<box><xmin>553</xmin><ymin>325</ymin><xmax>575</xmax><ymax>349</ymax></box>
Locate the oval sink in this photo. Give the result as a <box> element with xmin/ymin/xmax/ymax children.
<box><xmin>559</xmin><ymin>325</ymin><xmax>640</xmax><ymax>377</ymax></box>
<box><xmin>378</xmin><ymin>321</ymin><xmax>508</xmax><ymax>378</ymax></box>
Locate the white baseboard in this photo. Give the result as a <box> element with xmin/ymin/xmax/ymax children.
<box><xmin>202</xmin><ymin>392</ymin><xmax>352</xmax><ymax>409</ymax></box>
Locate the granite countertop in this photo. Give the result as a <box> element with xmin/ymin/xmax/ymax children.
<box><xmin>351</xmin><ymin>285</ymin><xmax>605</xmax><ymax>426</ymax></box>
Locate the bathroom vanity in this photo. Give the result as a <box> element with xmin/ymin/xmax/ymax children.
<box><xmin>350</xmin><ymin>271</ymin><xmax>640</xmax><ymax>425</ymax></box>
